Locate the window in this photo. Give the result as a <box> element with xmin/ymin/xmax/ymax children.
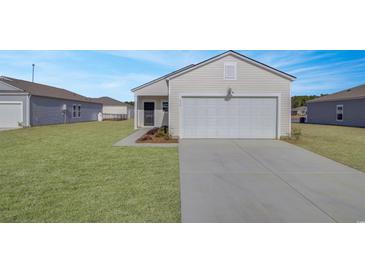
<box><xmin>72</xmin><ymin>104</ymin><xmax>77</xmax><ymax>118</ymax></box>
<box><xmin>224</xmin><ymin>62</ymin><xmax>237</xmax><ymax>80</ymax></box>
<box><xmin>77</xmin><ymin>105</ymin><xmax>81</xmax><ymax>118</ymax></box>
<box><xmin>162</xmin><ymin>101</ymin><xmax>169</xmax><ymax>112</ymax></box>
<box><xmin>336</xmin><ymin>105</ymin><xmax>343</xmax><ymax>121</ymax></box>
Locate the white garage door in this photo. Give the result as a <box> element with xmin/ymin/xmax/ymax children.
<box><xmin>0</xmin><ymin>102</ymin><xmax>23</xmax><ymax>128</ymax></box>
<box><xmin>181</xmin><ymin>97</ymin><xmax>277</xmax><ymax>139</ymax></box>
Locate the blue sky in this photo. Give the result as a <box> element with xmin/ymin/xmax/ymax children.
<box><xmin>1</xmin><ymin>50</ymin><xmax>365</xmax><ymax>101</ymax></box>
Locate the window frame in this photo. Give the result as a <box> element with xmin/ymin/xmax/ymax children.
<box><xmin>72</xmin><ymin>104</ymin><xmax>77</xmax><ymax>118</ymax></box>
<box><xmin>77</xmin><ymin>104</ymin><xmax>81</xmax><ymax>118</ymax></box>
<box><xmin>224</xmin><ymin>62</ymin><xmax>237</xmax><ymax>80</ymax></box>
<box><xmin>161</xmin><ymin>101</ymin><xmax>169</xmax><ymax>112</ymax></box>
<box><xmin>336</xmin><ymin>104</ymin><xmax>344</xmax><ymax>121</ymax></box>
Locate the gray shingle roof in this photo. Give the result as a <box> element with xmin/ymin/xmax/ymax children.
<box><xmin>91</xmin><ymin>96</ymin><xmax>128</xmax><ymax>106</ymax></box>
<box><xmin>292</xmin><ymin>106</ymin><xmax>307</xmax><ymax>111</ymax></box>
<box><xmin>131</xmin><ymin>64</ymin><xmax>195</xmax><ymax>92</ymax></box>
<box><xmin>307</xmin><ymin>83</ymin><xmax>365</xmax><ymax>103</ymax></box>
<box><xmin>0</xmin><ymin>76</ymin><xmax>100</xmax><ymax>104</ymax></box>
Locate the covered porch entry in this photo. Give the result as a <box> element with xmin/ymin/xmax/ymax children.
<box><xmin>134</xmin><ymin>96</ymin><xmax>168</xmax><ymax>128</ymax></box>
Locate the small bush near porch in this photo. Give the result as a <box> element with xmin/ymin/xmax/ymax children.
<box><xmin>137</xmin><ymin>127</ymin><xmax>178</xmax><ymax>143</ymax></box>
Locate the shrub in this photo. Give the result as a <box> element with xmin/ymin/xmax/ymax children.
<box><xmin>291</xmin><ymin>127</ymin><xmax>302</xmax><ymax>140</ymax></box>
<box><xmin>146</xmin><ymin>127</ymin><xmax>159</xmax><ymax>135</ymax></box>
<box><xmin>155</xmin><ymin>130</ymin><xmax>166</xmax><ymax>138</ymax></box>
<box><xmin>155</xmin><ymin>127</ymin><xmax>169</xmax><ymax>138</ymax></box>
<box><xmin>139</xmin><ymin>135</ymin><xmax>153</xmax><ymax>141</ymax></box>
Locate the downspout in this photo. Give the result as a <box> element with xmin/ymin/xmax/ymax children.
<box><xmin>166</xmin><ymin>79</ymin><xmax>170</xmax><ymax>132</ymax></box>
<box><xmin>27</xmin><ymin>93</ymin><xmax>31</xmax><ymax>127</ymax></box>
<box><xmin>134</xmin><ymin>93</ymin><xmax>138</xmax><ymax>129</ymax></box>
<box><xmin>288</xmin><ymin>82</ymin><xmax>292</xmax><ymax>138</ymax></box>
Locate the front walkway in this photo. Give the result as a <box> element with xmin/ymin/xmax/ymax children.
<box><xmin>0</xmin><ymin>128</ymin><xmax>18</xmax><ymax>132</ymax></box>
<box><xmin>113</xmin><ymin>128</ymin><xmax>178</xmax><ymax>147</ymax></box>
<box><xmin>179</xmin><ymin>139</ymin><xmax>365</xmax><ymax>223</ymax></box>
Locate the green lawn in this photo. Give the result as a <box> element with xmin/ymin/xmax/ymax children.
<box><xmin>286</xmin><ymin>123</ymin><xmax>365</xmax><ymax>172</ymax></box>
<box><xmin>0</xmin><ymin>120</ymin><xmax>180</xmax><ymax>222</ymax></box>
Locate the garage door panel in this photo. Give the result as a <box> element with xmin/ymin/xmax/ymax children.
<box><xmin>182</xmin><ymin>97</ymin><xmax>277</xmax><ymax>139</ymax></box>
<box><xmin>0</xmin><ymin>102</ymin><xmax>23</xmax><ymax>128</ymax></box>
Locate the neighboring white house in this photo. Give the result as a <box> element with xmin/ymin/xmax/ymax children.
<box><xmin>92</xmin><ymin>96</ymin><xmax>133</xmax><ymax>119</ymax></box>
<box><xmin>131</xmin><ymin>50</ymin><xmax>296</xmax><ymax>139</ymax></box>
<box><xmin>291</xmin><ymin>106</ymin><xmax>307</xmax><ymax>116</ymax></box>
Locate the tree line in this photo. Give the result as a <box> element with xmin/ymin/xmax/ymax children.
<box><xmin>291</xmin><ymin>94</ymin><xmax>328</xmax><ymax>108</ymax></box>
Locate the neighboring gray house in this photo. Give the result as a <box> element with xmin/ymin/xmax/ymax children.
<box><xmin>307</xmin><ymin>84</ymin><xmax>365</xmax><ymax>127</ymax></box>
<box><xmin>132</xmin><ymin>50</ymin><xmax>296</xmax><ymax>139</ymax></box>
<box><xmin>0</xmin><ymin>76</ymin><xmax>102</xmax><ymax>128</ymax></box>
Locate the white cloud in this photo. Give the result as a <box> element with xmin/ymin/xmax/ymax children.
<box><xmin>106</xmin><ymin>50</ymin><xmax>212</xmax><ymax>68</ymax></box>
<box><xmin>2</xmin><ymin>50</ymin><xmax>365</xmax><ymax>99</ymax></box>
<box><xmin>245</xmin><ymin>51</ymin><xmax>365</xmax><ymax>96</ymax></box>
<box><xmin>35</xmin><ymin>72</ymin><xmax>157</xmax><ymax>101</ymax></box>
<box><xmin>243</xmin><ymin>51</ymin><xmax>337</xmax><ymax>71</ymax></box>
<box><xmin>289</xmin><ymin>57</ymin><xmax>365</xmax><ymax>75</ymax></box>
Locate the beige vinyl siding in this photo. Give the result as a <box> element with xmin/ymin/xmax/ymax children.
<box><xmin>134</xmin><ymin>79</ymin><xmax>168</xmax><ymax>96</ymax></box>
<box><xmin>137</xmin><ymin>96</ymin><xmax>168</xmax><ymax>127</ymax></box>
<box><xmin>169</xmin><ymin>54</ymin><xmax>291</xmax><ymax>138</ymax></box>
<box><xmin>102</xmin><ymin>105</ymin><xmax>128</xmax><ymax>115</ymax></box>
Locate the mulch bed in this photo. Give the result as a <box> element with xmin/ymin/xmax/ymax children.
<box><xmin>136</xmin><ymin>127</ymin><xmax>179</xmax><ymax>143</ymax></box>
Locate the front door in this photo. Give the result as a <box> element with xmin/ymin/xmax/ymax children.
<box><xmin>144</xmin><ymin>102</ymin><xmax>155</xmax><ymax>126</ymax></box>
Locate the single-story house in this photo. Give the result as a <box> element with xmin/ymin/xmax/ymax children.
<box><xmin>92</xmin><ymin>96</ymin><xmax>134</xmax><ymax>119</ymax></box>
<box><xmin>0</xmin><ymin>76</ymin><xmax>102</xmax><ymax>128</ymax></box>
<box><xmin>291</xmin><ymin>106</ymin><xmax>307</xmax><ymax>116</ymax></box>
<box><xmin>132</xmin><ymin>50</ymin><xmax>296</xmax><ymax>139</ymax></box>
<box><xmin>307</xmin><ymin>84</ymin><xmax>365</xmax><ymax>127</ymax></box>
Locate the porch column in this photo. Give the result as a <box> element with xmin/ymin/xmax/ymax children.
<box><xmin>134</xmin><ymin>94</ymin><xmax>138</xmax><ymax>129</ymax></box>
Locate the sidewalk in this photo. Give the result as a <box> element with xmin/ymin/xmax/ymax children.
<box><xmin>113</xmin><ymin>128</ymin><xmax>178</xmax><ymax>147</ymax></box>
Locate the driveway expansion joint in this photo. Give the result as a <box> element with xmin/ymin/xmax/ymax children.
<box><xmin>232</xmin><ymin>140</ymin><xmax>339</xmax><ymax>223</ymax></box>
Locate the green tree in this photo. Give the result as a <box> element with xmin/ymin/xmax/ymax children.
<box><xmin>291</xmin><ymin>94</ymin><xmax>327</xmax><ymax>108</ymax></box>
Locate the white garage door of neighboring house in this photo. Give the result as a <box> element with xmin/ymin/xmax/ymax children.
<box><xmin>181</xmin><ymin>97</ymin><xmax>278</xmax><ymax>139</ymax></box>
<box><xmin>0</xmin><ymin>102</ymin><xmax>23</xmax><ymax>128</ymax></box>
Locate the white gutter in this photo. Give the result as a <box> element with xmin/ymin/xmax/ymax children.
<box><xmin>0</xmin><ymin>92</ymin><xmax>29</xmax><ymax>95</ymax></box>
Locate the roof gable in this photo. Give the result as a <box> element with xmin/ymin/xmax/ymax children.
<box><xmin>168</xmin><ymin>51</ymin><xmax>296</xmax><ymax>81</ymax></box>
<box><xmin>0</xmin><ymin>79</ymin><xmax>24</xmax><ymax>92</ymax></box>
<box><xmin>131</xmin><ymin>50</ymin><xmax>296</xmax><ymax>92</ymax></box>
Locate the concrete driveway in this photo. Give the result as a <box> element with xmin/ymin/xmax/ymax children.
<box><xmin>0</xmin><ymin>128</ymin><xmax>15</xmax><ymax>132</ymax></box>
<box><xmin>179</xmin><ymin>139</ymin><xmax>365</xmax><ymax>223</ymax></box>
<box><xmin>0</xmin><ymin>127</ymin><xmax>19</xmax><ymax>131</ymax></box>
